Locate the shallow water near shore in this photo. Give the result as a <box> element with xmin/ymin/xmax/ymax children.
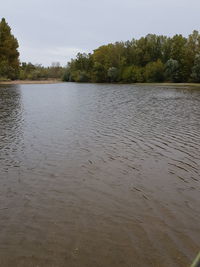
<box><xmin>0</xmin><ymin>83</ymin><xmax>200</xmax><ymax>267</ymax></box>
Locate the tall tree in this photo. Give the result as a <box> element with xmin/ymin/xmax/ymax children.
<box><xmin>0</xmin><ymin>18</ymin><xmax>20</xmax><ymax>79</ymax></box>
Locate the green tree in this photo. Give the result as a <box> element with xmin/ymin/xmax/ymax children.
<box><xmin>107</xmin><ymin>67</ymin><xmax>119</xmax><ymax>82</ymax></box>
<box><xmin>122</xmin><ymin>65</ymin><xmax>144</xmax><ymax>83</ymax></box>
<box><xmin>170</xmin><ymin>34</ymin><xmax>187</xmax><ymax>81</ymax></box>
<box><xmin>62</xmin><ymin>68</ymin><xmax>71</xmax><ymax>81</ymax></box>
<box><xmin>191</xmin><ymin>54</ymin><xmax>200</xmax><ymax>82</ymax></box>
<box><xmin>91</xmin><ymin>62</ymin><xmax>106</xmax><ymax>82</ymax></box>
<box><xmin>144</xmin><ymin>60</ymin><xmax>165</xmax><ymax>82</ymax></box>
<box><xmin>184</xmin><ymin>30</ymin><xmax>200</xmax><ymax>80</ymax></box>
<box><xmin>0</xmin><ymin>18</ymin><xmax>20</xmax><ymax>79</ymax></box>
<box><xmin>74</xmin><ymin>70</ymin><xmax>90</xmax><ymax>82</ymax></box>
<box><xmin>122</xmin><ymin>66</ymin><xmax>135</xmax><ymax>82</ymax></box>
<box><xmin>164</xmin><ymin>59</ymin><xmax>180</xmax><ymax>82</ymax></box>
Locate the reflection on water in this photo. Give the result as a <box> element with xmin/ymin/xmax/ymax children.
<box><xmin>0</xmin><ymin>83</ymin><xmax>200</xmax><ymax>267</ymax></box>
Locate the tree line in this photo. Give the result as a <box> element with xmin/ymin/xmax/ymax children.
<box><xmin>1</xmin><ymin>17</ymin><xmax>200</xmax><ymax>83</ymax></box>
<box><xmin>64</xmin><ymin>31</ymin><xmax>200</xmax><ymax>83</ymax></box>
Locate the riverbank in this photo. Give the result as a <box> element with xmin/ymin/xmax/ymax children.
<box><xmin>137</xmin><ymin>82</ymin><xmax>200</xmax><ymax>87</ymax></box>
<box><xmin>0</xmin><ymin>79</ymin><xmax>62</xmax><ymax>85</ymax></box>
<box><xmin>0</xmin><ymin>80</ymin><xmax>200</xmax><ymax>89</ymax></box>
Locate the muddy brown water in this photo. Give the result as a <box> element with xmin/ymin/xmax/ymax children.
<box><xmin>0</xmin><ymin>83</ymin><xmax>200</xmax><ymax>267</ymax></box>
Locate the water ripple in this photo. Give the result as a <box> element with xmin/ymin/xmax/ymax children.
<box><xmin>0</xmin><ymin>83</ymin><xmax>200</xmax><ymax>266</ymax></box>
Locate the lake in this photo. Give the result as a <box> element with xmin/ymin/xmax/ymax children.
<box><xmin>0</xmin><ymin>83</ymin><xmax>200</xmax><ymax>267</ymax></box>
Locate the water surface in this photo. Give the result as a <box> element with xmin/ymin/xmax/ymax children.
<box><xmin>0</xmin><ymin>83</ymin><xmax>200</xmax><ymax>266</ymax></box>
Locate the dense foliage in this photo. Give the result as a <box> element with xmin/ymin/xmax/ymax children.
<box><xmin>64</xmin><ymin>31</ymin><xmax>200</xmax><ymax>83</ymax></box>
<box><xmin>0</xmin><ymin>18</ymin><xmax>20</xmax><ymax>80</ymax></box>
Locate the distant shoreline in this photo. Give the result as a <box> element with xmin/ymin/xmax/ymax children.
<box><xmin>0</xmin><ymin>79</ymin><xmax>62</xmax><ymax>85</ymax></box>
<box><xmin>0</xmin><ymin>80</ymin><xmax>200</xmax><ymax>88</ymax></box>
<box><xmin>137</xmin><ymin>82</ymin><xmax>200</xmax><ymax>87</ymax></box>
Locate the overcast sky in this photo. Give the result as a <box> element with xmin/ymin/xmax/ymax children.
<box><xmin>1</xmin><ymin>0</ymin><xmax>200</xmax><ymax>66</ymax></box>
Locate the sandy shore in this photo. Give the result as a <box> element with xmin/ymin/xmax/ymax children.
<box><xmin>0</xmin><ymin>79</ymin><xmax>62</xmax><ymax>85</ymax></box>
<box><xmin>1</xmin><ymin>80</ymin><xmax>200</xmax><ymax>88</ymax></box>
<box><xmin>137</xmin><ymin>82</ymin><xmax>200</xmax><ymax>87</ymax></box>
